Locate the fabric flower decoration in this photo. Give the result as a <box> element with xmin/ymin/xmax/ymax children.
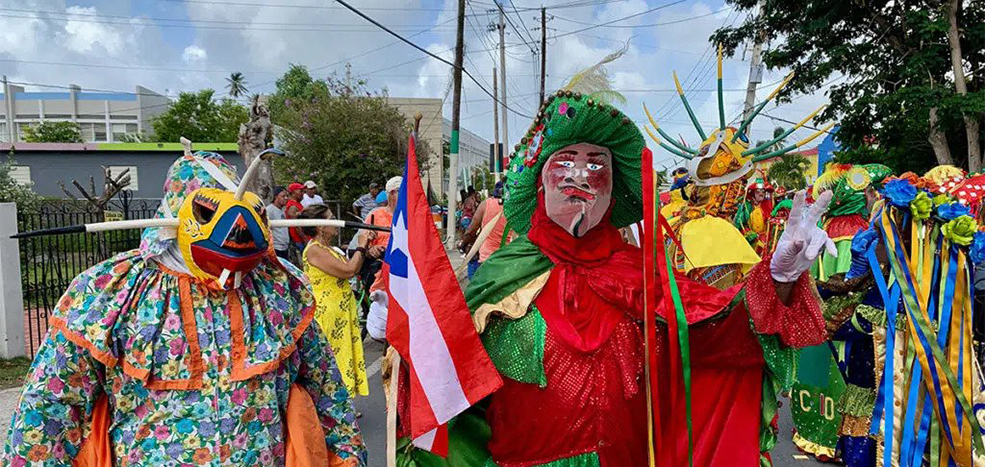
<box><xmin>883</xmin><ymin>179</ymin><xmax>917</xmax><ymax>208</ymax></box>
<box><xmin>933</xmin><ymin>193</ymin><xmax>951</xmax><ymax>207</ymax></box>
<box><xmin>910</xmin><ymin>191</ymin><xmax>932</xmax><ymax>221</ymax></box>
<box><xmin>941</xmin><ymin>215</ymin><xmax>978</xmax><ymax>246</ymax></box>
<box><xmin>970</xmin><ymin>232</ymin><xmax>985</xmax><ymax>265</ymax></box>
<box><xmin>936</xmin><ymin>202</ymin><xmax>971</xmax><ymax>221</ymax></box>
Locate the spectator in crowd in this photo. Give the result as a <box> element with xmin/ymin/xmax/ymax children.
<box><xmin>300</xmin><ymin>204</ymin><xmax>382</xmax><ymax>400</ymax></box>
<box><xmin>461</xmin><ymin>181</ymin><xmax>506</xmax><ymax>278</ymax></box>
<box><xmin>286</xmin><ymin>182</ymin><xmax>306</xmax><ymax>255</ymax></box>
<box><xmin>301</xmin><ymin>180</ymin><xmax>325</xmax><ymax>207</ymax></box>
<box><xmin>352</xmin><ymin>182</ymin><xmax>381</xmax><ymax>219</ymax></box>
<box><xmin>266</xmin><ymin>186</ymin><xmax>291</xmax><ymax>259</ymax></box>
<box><xmin>460</xmin><ymin>186</ymin><xmax>479</xmax><ymax>231</ymax></box>
<box><xmin>364</xmin><ymin>176</ymin><xmax>401</xmax><ymax>290</ymax></box>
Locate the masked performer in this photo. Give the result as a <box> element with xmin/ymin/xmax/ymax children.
<box><xmin>660</xmin><ymin>167</ymin><xmax>692</xmax><ymax>220</ymax></box>
<box><xmin>734</xmin><ymin>177</ymin><xmax>774</xmax><ymax>254</ymax></box>
<box><xmin>764</xmin><ymin>187</ymin><xmax>792</xmax><ymax>254</ymax></box>
<box><xmin>400</xmin><ymin>47</ymin><xmax>834</xmax><ymax>465</ymax></box>
<box><xmin>3</xmin><ymin>151</ymin><xmax>366</xmax><ymax>466</ymax></box>
<box><xmin>638</xmin><ymin>47</ymin><xmax>849</xmax><ymax>466</ymax></box>
<box><xmin>850</xmin><ymin>166</ymin><xmax>985</xmax><ymax>467</ymax></box>
<box><xmin>788</xmin><ymin>163</ymin><xmax>890</xmax><ymax>464</ymax></box>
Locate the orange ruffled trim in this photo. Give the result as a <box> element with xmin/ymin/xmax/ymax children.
<box><xmin>52</xmin><ymin>258</ymin><xmax>314</xmax><ymax>390</ymax></box>
<box><xmin>284</xmin><ymin>383</ymin><xmax>358</xmax><ymax>467</ymax></box>
<box><xmin>73</xmin><ymin>394</ymin><xmax>113</xmax><ymax>466</ymax></box>
<box><xmin>228</xmin><ymin>290</ymin><xmax>316</xmax><ymax>382</ymax></box>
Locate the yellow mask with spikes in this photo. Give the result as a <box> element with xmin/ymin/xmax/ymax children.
<box><xmin>176</xmin><ymin>187</ymin><xmax>271</xmax><ymax>286</ymax></box>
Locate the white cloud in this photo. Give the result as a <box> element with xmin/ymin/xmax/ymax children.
<box><xmin>0</xmin><ymin>0</ymin><xmax>836</xmax><ymax>165</ymax></box>
<box><xmin>182</xmin><ymin>45</ymin><xmax>207</xmax><ymax>62</ymax></box>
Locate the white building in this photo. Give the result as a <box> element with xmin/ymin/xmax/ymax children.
<box><xmin>0</xmin><ymin>82</ymin><xmax>169</xmax><ymax>143</ymax></box>
<box><xmin>386</xmin><ymin>97</ymin><xmax>492</xmax><ymax>196</ymax></box>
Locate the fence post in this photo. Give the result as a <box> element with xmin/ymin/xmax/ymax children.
<box><xmin>0</xmin><ymin>203</ymin><xmax>25</xmax><ymax>358</ymax></box>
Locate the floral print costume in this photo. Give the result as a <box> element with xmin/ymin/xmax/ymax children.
<box><xmin>3</xmin><ymin>153</ymin><xmax>366</xmax><ymax>466</ymax></box>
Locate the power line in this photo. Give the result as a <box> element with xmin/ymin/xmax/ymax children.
<box><xmin>506</xmin><ymin>0</ymin><xmax>540</xmax><ymax>50</ymax></box>
<box><xmin>333</xmin><ymin>0</ymin><xmax>532</xmax><ymax>119</ymax></box>
<box><xmin>492</xmin><ymin>2</ymin><xmax>538</xmax><ymax>56</ymax></box>
<box><xmin>0</xmin><ymin>58</ymin><xmax>281</xmax><ymax>74</ymax></box>
<box><xmin>0</xmin><ymin>7</ymin><xmax>450</xmax><ymax>29</ymax></box>
<box><xmin>552</xmin><ymin>7</ymin><xmax>730</xmax><ymax>28</ymax></box>
<box><xmin>247</xmin><ymin>17</ymin><xmax>456</xmax><ymax>93</ymax></box>
<box><xmin>552</xmin><ymin>0</ymin><xmax>689</xmax><ymax>39</ymax></box>
<box><xmin>158</xmin><ymin>0</ymin><xmax>457</xmax><ymax>12</ymax></box>
<box><xmin>0</xmin><ymin>11</ymin><xmax>453</xmax><ymax>33</ymax></box>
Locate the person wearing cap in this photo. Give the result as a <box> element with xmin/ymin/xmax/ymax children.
<box><xmin>302</xmin><ymin>180</ymin><xmax>325</xmax><ymax>207</ymax></box>
<box><xmin>353</xmin><ymin>182</ymin><xmax>382</xmax><ymax>219</ymax></box>
<box><xmin>286</xmin><ymin>182</ymin><xmax>306</xmax><ymax>256</ymax></box>
<box><xmin>266</xmin><ymin>186</ymin><xmax>291</xmax><ymax>259</ymax></box>
<box><xmin>362</xmin><ymin>176</ymin><xmax>402</xmax><ymax>345</ymax></box>
<box><xmin>399</xmin><ymin>84</ymin><xmax>831</xmax><ymax>466</ymax></box>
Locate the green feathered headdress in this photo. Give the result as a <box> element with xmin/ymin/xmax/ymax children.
<box><xmin>503</xmin><ymin>45</ymin><xmax>645</xmax><ymax>234</ymax></box>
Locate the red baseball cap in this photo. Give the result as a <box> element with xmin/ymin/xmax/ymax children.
<box><xmin>288</xmin><ymin>182</ymin><xmax>304</xmax><ymax>192</ymax></box>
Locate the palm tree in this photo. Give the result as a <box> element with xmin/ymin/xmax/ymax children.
<box><xmin>753</xmin><ymin>126</ymin><xmax>789</xmax><ymax>153</ymax></box>
<box><xmin>226</xmin><ymin>72</ymin><xmax>248</xmax><ymax>98</ymax></box>
<box><xmin>766</xmin><ymin>153</ymin><xmax>811</xmax><ymax>191</ymax></box>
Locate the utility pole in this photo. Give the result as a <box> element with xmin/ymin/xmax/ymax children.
<box><xmin>498</xmin><ymin>7</ymin><xmax>509</xmax><ymax>167</ymax></box>
<box><xmin>742</xmin><ymin>2</ymin><xmax>764</xmax><ymax>133</ymax></box>
<box><xmin>445</xmin><ymin>0</ymin><xmax>466</xmax><ymax>249</ymax></box>
<box><xmin>539</xmin><ymin>7</ymin><xmax>547</xmax><ymax>104</ymax></box>
<box><xmin>493</xmin><ymin>67</ymin><xmax>501</xmax><ymax>182</ymax></box>
<box><xmin>1</xmin><ymin>76</ymin><xmax>12</xmax><ymax>142</ymax></box>
<box><xmin>345</xmin><ymin>62</ymin><xmax>353</xmax><ymax>95</ymax></box>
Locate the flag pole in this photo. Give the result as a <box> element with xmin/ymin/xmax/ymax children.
<box><xmin>386</xmin><ymin>351</ymin><xmax>401</xmax><ymax>467</ymax></box>
<box><xmin>385</xmin><ymin>113</ymin><xmax>423</xmax><ymax>467</ymax></box>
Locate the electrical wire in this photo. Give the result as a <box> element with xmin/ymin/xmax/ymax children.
<box><xmin>551</xmin><ymin>0</ymin><xmax>689</xmax><ymax>39</ymax></box>
<box><xmin>333</xmin><ymin>0</ymin><xmax>532</xmax><ymax>118</ymax></box>
<box><xmin>552</xmin><ymin>7</ymin><xmax>730</xmax><ymax>28</ymax></box>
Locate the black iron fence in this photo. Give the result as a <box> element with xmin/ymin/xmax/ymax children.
<box><xmin>16</xmin><ymin>198</ymin><xmax>346</xmax><ymax>357</ymax></box>
<box><xmin>18</xmin><ymin>200</ymin><xmax>158</xmax><ymax>357</ymax></box>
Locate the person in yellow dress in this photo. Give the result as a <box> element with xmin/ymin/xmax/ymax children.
<box><xmin>299</xmin><ymin>204</ymin><xmax>383</xmax><ymax>397</ymax></box>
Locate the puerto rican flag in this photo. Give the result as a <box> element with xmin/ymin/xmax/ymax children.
<box><xmin>383</xmin><ymin>134</ymin><xmax>503</xmax><ymax>455</ymax></box>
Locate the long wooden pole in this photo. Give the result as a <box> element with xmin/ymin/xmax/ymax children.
<box><xmin>386</xmin><ymin>351</ymin><xmax>401</xmax><ymax>467</ymax></box>
<box><xmin>493</xmin><ymin>68</ymin><xmax>501</xmax><ymax>182</ymax></box>
<box><xmin>539</xmin><ymin>7</ymin><xmax>547</xmax><ymax>104</ymax></box>
<box><xmin>445</xmin><ymin>0</ymin><xmax>466</xmax><ymax>249</ymax></box>
<box><xmin>499</xmin><ymin>7</ymin><xmax>509</xmax><ymax>167</ymax></box>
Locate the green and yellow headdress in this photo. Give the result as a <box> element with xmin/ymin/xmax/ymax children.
<box><xmin>643</xmin><ymin>45</ymin><xmax>835</xmax><ymax>187</ymax></box>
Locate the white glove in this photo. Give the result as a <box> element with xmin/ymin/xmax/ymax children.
<box><xmin>770</xmin><ymin>190</ymin><xmax>837</xmax><ymax>283</ymax></box>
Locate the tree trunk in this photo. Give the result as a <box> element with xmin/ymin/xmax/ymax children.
<box><xmin>928</xmin><ymin>107</ymin><xmax>954</xmax><ymax>166</ymax></box>
<box><xmin>238</xmin><ymin>95</ymin><xmax>274</xmax><ymax>201</ymax></box>
<box><xmin>946</xmin><ymin>0</ymin><xmax>982</xmax><ymax>171</ymax></box>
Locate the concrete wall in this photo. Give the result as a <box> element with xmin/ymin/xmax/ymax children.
<box><xmin>0</xmin><ymin>204</ymin><xmax>24</xmax><ymax>358</ymax></box>
<box><xmin>9</xmin><ymin>150</ymin><xmax>244</xmax><ymax>199</ymax></box>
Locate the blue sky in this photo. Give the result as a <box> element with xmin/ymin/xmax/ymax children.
<box><xmin>0</xmin><ymin>0</ymin><xmax>834</xmax><ymax>169</ymax></box>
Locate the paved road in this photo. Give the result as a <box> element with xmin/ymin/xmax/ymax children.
<box><xmin>0</xmin><ymin>343</ymin><xmax>825</xmax><ymax>467</ymax></box>
<box><xmin>353</xmin><ymin>337</ymin><xmax>827</xmax><ymax>467</ymax></box>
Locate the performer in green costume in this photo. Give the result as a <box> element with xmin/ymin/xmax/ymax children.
<box><xmin>790</xmin><ymin>163</ymin><xmax>891</xmax><ymax>462</ymax></box>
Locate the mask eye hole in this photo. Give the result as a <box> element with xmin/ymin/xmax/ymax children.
<box><xmin>192</xmin><ymin>194</ymin><xmax>217</xmax><ymax>224</ymax></box>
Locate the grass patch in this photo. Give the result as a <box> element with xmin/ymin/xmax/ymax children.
<box><xmin>0</xmin><ymin>358</ymin><xmax>31</xmax><ymax>389</ymax></box>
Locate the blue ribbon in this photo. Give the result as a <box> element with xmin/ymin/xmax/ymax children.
<box><xmin>866</xmin><ymin>245</ymin><xmax>900</xmax><ymax>467</ymax></box>
<box><xmin>882</xmin><ymin>217</ymin><xmax>956</xmax><ymax>448</ymax></box>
